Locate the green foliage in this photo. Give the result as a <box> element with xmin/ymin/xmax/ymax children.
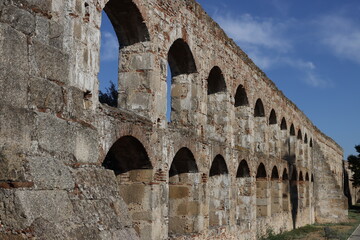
<box><xmin>99</xmin><ymin>81</ymin><xmax>118</xmax><ymax>107</ymax></box>
<box><xmin>348</xmin><ymin>145</ymin><xmax>360</xmax><ymax>187</ymax></box>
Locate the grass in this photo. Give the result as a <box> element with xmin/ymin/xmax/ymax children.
<box><xmin>263</xmin><ymin>207</ymin><xmax>360</xmax><ymax>240</ymax></box>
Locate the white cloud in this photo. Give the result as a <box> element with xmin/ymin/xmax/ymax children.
<box><xmin>318</xmin><ymin>15</ymin><xmax>360</xmax><ymax>64</ymax></box>
<box><xmin>100</xmin><ymin>31</ymin><xmax>119</xmax><ymax>61</ymax></box>
<box><xmin>214</xmin><ymin>13</ymin><xmax>291</xmax><ymax>51</ymax></box>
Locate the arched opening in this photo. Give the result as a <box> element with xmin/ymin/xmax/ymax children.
<box><xmin>256</xmin><ymin>163</ymin><xmax>269</xmax><ymax>217</ymax></box>
<box><xmin>235</xmin><ymin>160</ymin><xmax>252</xmax><ymax>225</ymax></box>
<box><xmin>209</xmin><ymin>155</ymin><xmax>230</xmax><ymax>228</ymax></box>
<box><xmin>99</xmin><ymin>0</ymin><xmax>152</xmax><ymax>116</ymax></box>
<box><xmin>207</xmin><ymin>66</ymin><xmax>226</xmax><ymax>95</ymax></box>
<box><xmin>207</xmin><ymin>67</ymin><xmax>227</xmax><ymax>140</ymax></box>
<box><xmin>168</xmin><ymin>147</ymin><xmax>200</xmax><ymax>235</ymax></box>
<box><xmin>269</xmin><ymin>109</ymin><xmax>278</xmax><ymax>156</ymax></box>
<box><xmin>167</xmin><ymin>39</ymin><xmax>197</xmax><ymax>123</ymax></box>
<box><xmin>234</xmin><ymin>85</ymin><xmax>251</xmax><ymax>148</ymax></box>
<box><xmin>310</xmin><ymin>138</ymin><xmax>313</xmax><ymax>148</ymax></box>
<box><xmin>254</xmin><ymin>99</ymin><xmax>265</xmax><ymax>117</ymax></box>
<box><xmin>269</xmin><ymin>109</ymin><xmax>277</xmax><ymax>125</ymax></box>
<box><xmin>297</xmin><ymin>129</ymin><xmax>302</xmax><ymax>140</ymax></box>
<box><xmin>280</xmin><ymin>117</ymin><xmax>289</xmax><ymax>159</ymax></box>
<box><xmin>304</xmin><ymin>134</ymin><xmax>308</xmax><ymax>144</ymax></box>
<box><xmin>271</xmin><ymin>166</ymin><xmax>281</xmax><ymax>215</ymax></box>
<box><xmin>280</xmin><ymin>117</ymin><xmax>287</xmax><ymax>130</ymax></box>
<box><xmin>254</xmin><ymin>99</ymin><xmax>266</xmax><ymax>152</ymax></box>
<box><xmin>102</xmin><ymin>135</ymin><xmax>153</xmax><ymax>238</ymax></box>
<box><xmin>237</xmin><ymin>160</ymin><xmax>250</xmax><ymax>178</ymax></box>
<box><xmin>290</xmin><ymin>124</ymin><xmax>295</xmax><ymax>136</ymax></box>
<box><xmin>234</xmin><ymin>85</ymin><xmax>249</xmax><ymax>107</ymax></box>
<box><xmin>282</xmin><ymin>168</ymin><xmax>290</xmax><ymax>211</ymax></box>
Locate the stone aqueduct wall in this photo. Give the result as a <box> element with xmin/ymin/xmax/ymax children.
<box><xmin>0</xmin><ymin>0</ymin><xmax>347</xmax><ymax>239</ymax></box>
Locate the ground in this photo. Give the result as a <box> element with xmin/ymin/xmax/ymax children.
<box><xmin>264</xmin><ymin>207</ymin><xmax>360</xmax><ymax>240</ymax></box>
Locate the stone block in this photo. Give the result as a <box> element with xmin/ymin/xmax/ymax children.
<box><xmin>169</xmin><ymin>186</ymin><xmax>189</xmax><ymax>199</ymax></box>
<box><xmin>0</xmin><ymin>68</ymin><xmax>28</xmax><ymax>108</ymax></box>
<box><xmin>31</xmin><ymin>40</ymin><xmax>69</xmax><ymax>83</ymax></box>
<box><xmin>129</xmin><ymin>169</ymin><xmax>153</xmax><ymax>182</ymax></box>
<box><xmin>29</xmin><ymin>156</ymin><xmax>74</xmax><ymax>190</ymax></box>
<box><xmin>72</xmin><ymin>168</ymin><xmax>119</xmax><ymax>200</ymax></box>
<box><xmin>28</xmin><ymin>77</ymin><xmax>65</xmax><ymax>112</ymax></box>
<box><xmin>130</xmin><ymin>53</ymin><xmax>154</xmax><ymax>70</ymax></box>
<box><xmin>0</xmin><ymin>23</ymin><xmax>29</xmax><ymax>71</ymax></box>
<box><xmin>177</xmin><ymin>201</ymin><xmax>199</xmax><ymax>216</ymax></box>
<box><xmin>7</xmin><ymin>190</ymin><xmax>74</xmax><ymax>228</ymax></box>
<box><xmin>0</xmin><ymin>5</ymin><xmax>35</xmax><ymax>35</ymax></box>
<box><xmin>119</xmin><ymin>184</ymin><xmax>145</xmax><ymax>205</ymax></box>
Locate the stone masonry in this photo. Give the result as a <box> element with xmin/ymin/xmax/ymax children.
<box><xmin>0</xmin><ymin>0</ymin><xmax>348</xmax><ymax>239</ymax></box>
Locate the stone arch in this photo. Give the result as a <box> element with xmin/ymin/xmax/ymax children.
<box><xmin>102</xmin><ymin>135</ymin><xmax>153</xmax><ymax>239</ymax></box>
<box><xmin>254</xmin><ymin>99</ymin><xmax>266</xmax><ymax>152</ymax></box>
<box><xmin>234</xmin><ymin>84</ymin><xmax>249</xmax><ymax>107</ymax></box>
<box><xmin>254</xmin><ymin>99</ymin><xmax>265</xmax><ymax>117</ymax></box>
<box><xmin>282</xmin><ymin>168</ymin><xmax>290</xmax><ymax>211</ymax></box>
<box><xmin>269</xmin><ymin>109</ymin><xmax>277</xmax><ymax>125</ymax></box>
<box><xmin>299</xmin><ymin>171</ymin><xmax>304</xmax><ymax>181</ymax></box>
<box><xmin>290</xmin><ymin>124</ymin><xmax>295</xmax><ymax>136</ymax></box>
<box><xmin>256</xmin><ymin>163</ymin><xmax>269</xmax><ymax>217</ymax></box>
<box><xmin>271</xmin><ymin>166</ymin><xmax>280</xmax><ymax>214</ymax></box>
<box><xmin>237</xmin><ymin>160</ymin><xmax>251</xmax><ymax>178</ymax></box>
<box><xmin>304</xmin><ymin>134</ymin><xmax>308</xmax><ymax>144</ymax></box>
<box><xmin>269</xmin><ymin>109</ymin><xmax>278</xmax><ymax>156</ymax></box>
<box><xmin>305</xmin><ymin>172</ymin><xmax>310</xmax><ymax>206</ymax></box>
<box><xmin>297</xmin><ymin>129</ymin><xmax>302</xmax><ymax>140</ymax></box>
<box><xmin>234</xmin><ymin>85</ymin><xmax>251</xmax><ymax>148</ymax></box>
<box><xmin>207</xmin><ymin>66</ymin><xmax>228</xmax><ymax>140</ymax></box>
<box><xmin>169</xmin><ymin>147</ymin><xmax>200</xmax><ymax>235</ymax></box>
<box><xmin>102</xmin><ymin>135</ymin><xmax>152</xmax><ymax>175</ymax></box>
<box><xmin>167</xmin><ymin>38</ymin><xmax>197</xmax><ymax>123</ymax></box>
<box><xmin>104</xmin><ymin>0</ymin><xmax>150</xmax><ymax>48</ymax></box>
<box><xmin>280</xmin><ymin>117</ymin><xmax>287</xmax><ymax>130</ymax></box>
<box><xmin>235</xmin><ymin>160</ymin><xmax>252</xmax><ymax>225</ymax></box>
<box><xmin>100</xmin><ymin>0</ymin><xmax>153</xmax><ymax>116</ymax></box>
<box><xmin>209</xmin><ymin>155</ymin><xmax>230</xmax><ymax>228</ymax></box>
<box><xmin>298</xmin><ymin>171</ymin><xmax>305</xmax><ymax>209</ymax></box>
<box><xmin>207</xmin><ymin>66</ymin><xmax>226</xmax><ymax>95</ymax></box>
<box><xmin>310</xmin><ymin>138</ymin><xmax>313</xmax><ymax>147</ymax></box>
<box><xmin>168</xmin><ymin>39</ymin><xmax>197</xmax><ymax>77</ymax></box>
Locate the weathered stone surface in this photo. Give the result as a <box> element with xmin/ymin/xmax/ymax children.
<box><xmin>0</xmin><ymin>1</ymin><xmax>347</xmax><ymax>240</ymax></box>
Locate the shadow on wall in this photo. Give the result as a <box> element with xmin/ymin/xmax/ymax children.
<box><xmin>289</xmin><ymin>163</ymin><xmax>298</xmax><ymax>229</ymax></box>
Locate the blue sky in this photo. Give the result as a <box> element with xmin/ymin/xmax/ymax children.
<box><xmin>99</xmin><ymin>0</ymin><xmax>360</xmax><ymax>158</ymax></box>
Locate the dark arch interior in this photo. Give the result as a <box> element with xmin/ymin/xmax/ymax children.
<box><xmin>256</xmin><ymin>163</ymin><xmax>267</xmax><ymax>178</ymax></box>
<box><xmin>207</xmin><ymin>66</ymin><xmax>227</xmax><ymax>95</ymax></box>
<box><xmin>269</xmin><ymin>109</ymin><xmax>277</xmax><ymax>124</ymax></box>
<box><xmin>304</xmin><ymin>134</ymin><xmax>308</xmax><ymax>144</ymax></box>
<box><xmin>311</xmin><ymin>174</ymin><xmax>314</xmax><ymax>182</ymax></box>
<box><xmin>281</xmin><ymin>117</ymin><xmax>287</xmax><ymax>130</ymax></box>
<box><xmin>290</xmin><ymin>124</ymin><xmax>295</xmax><ymax>136</ymax></box>
<box><xmin>236</xmin><ymin>160</ymin><xmax>250</xmax><ymax>178</ymax></box>
<box><xmin>209</xmin><ymin>155</ymin><xmax>229</xmax><ymax>177</ymax></box>
<box><xmin>299</xmin><ymin>171</ymin><xmax>304</xmax><ymax>181</ymax></box>
<box><xmin>297</xmin><ymin>130</ymin><xmax>302</xmax><ymax>140</ymax></box>
<box><xmin>254</xmin><ymin>99</ymin><xmax>265</xmax><ymax>117</ymax></box>
<box><xmin>283</xmin><ymin>169</ymin><xmax>289</xmax><ymax>180</ymax></box>
<box><xmin>234</xmin><ymin>85</ymin><xmax>249</xmax><ymax>107</ymax></box>
<box><xmin>271</xmin><ymin>166</ymin><xmax>279</xmax><ymax>179</ymax></box>
<box><xmin>168</xmin><ymin>39</ymin><xmax>197</xmax><ymax>77</ymax></box>
<box><xmin>310</xmin><ymin>138</ymin><xmax>313</xmax><ymax>147</ymax></box>
<box><xmin>102</xmin><ymin>135</ymin><xmax>152</xmax><ymax>175</ymax></box>
<box><xmin>104</xmin><ymin>0</ymin><xmax>150</xmax><ymax>48</ymax></box>
<box><xmin>305</xmin><ymin>172</ymin><xmax>309</xmax><ymax>181</ymax></box>
<box><xmin>291</xmin><ymin>168</ymin><xmax>298</xmax><ymax>181</ymax></box>
<box><xmin>169</xmin><ymin>147</ymin><xmax>198</xmax><ymax>177</ymax></box>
